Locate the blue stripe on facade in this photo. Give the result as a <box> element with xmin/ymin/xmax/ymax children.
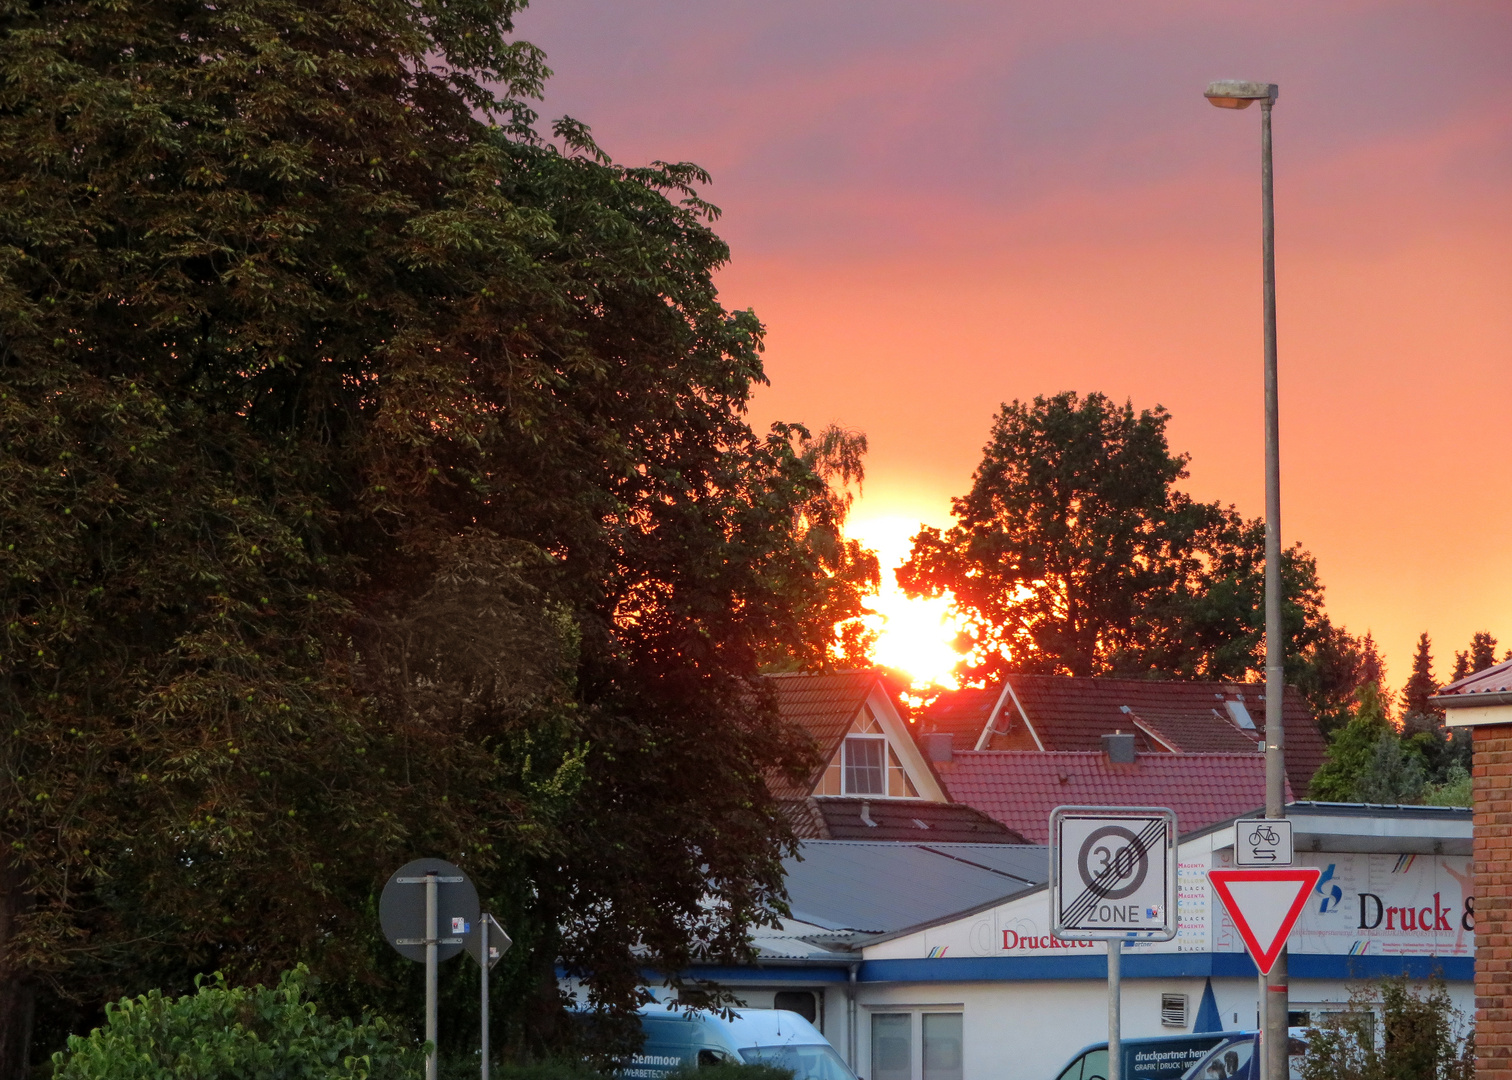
<box><xmin>855</xmin><ymin>953</ymin><xmax>1472</xmax><ymax>983</ymax></box>
<box><xmin>1289</xmin><ymin>954</ymin><xmax>1473</xmax><ymax>981</ymax></box>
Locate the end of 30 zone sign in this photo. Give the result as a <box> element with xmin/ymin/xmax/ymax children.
<box><xmin>1050</xmin><ymin>807</ymin><xmax>1178</xmax><ymax>940</ymax></box>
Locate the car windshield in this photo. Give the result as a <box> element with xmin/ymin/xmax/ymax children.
<box><xmin>740</xmin><ymin>1043</ymin><xmax>857</xmax><ymax>1080</ymax></box>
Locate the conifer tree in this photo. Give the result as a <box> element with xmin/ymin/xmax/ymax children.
<box><xmin>1399</xmin><ymin>633</ymin><xmax>1440</xmax><ymax>727</ymax></box>
<box><xmin>1470</xmin><ymin>631</ymin><xmax>1500</xmax><ymax>673</ymax></box>
<box><xmin>1358</xmin><ymin>632</ymin><xmax>1388</xmax><ymax>695</ymax></box>
<box><xmin>1309</xmin><ymin>683</ymin><xmax>1397</xmax><ymax>801</ymax></box>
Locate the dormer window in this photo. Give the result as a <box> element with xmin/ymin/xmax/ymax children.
<box><xmin>814</xmin><ymin>705</ymin><xmax>922</xmax><ymax>798</ymax></box>
<box><xmin>843</xmin><ymin>736</ymin><xmax>886</xmax><ymax>794</ymax></box>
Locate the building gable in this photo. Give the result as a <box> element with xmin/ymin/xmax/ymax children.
<box><xmin>812</xmin><ymin>688</ymin><xmax>945</xmax><ymax>802</ymax></box>
<box><xmin>920</xmin><ymin>675</ymin><xmax>1324</xmax><ymax>792</ymax></box>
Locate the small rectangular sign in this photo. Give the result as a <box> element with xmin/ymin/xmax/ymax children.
<box><xmin>1234</xmin><ymin>819</ymin><xmax>1293</xmax><ymax>866</ymax></box>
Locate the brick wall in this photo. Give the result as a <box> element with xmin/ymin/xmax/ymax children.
<box><xmin>1474</xmin><ymin>724</ymin><xmax>1512</xmax><ymax>1080</ymax></box>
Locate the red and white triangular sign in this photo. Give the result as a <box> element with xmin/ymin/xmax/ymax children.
<box><xmin>1208</xmin><ymin>867</ymin><xmax>1322</xmax><ymax>975</ymax></box>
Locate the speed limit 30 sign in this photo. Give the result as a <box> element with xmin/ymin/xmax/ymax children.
<box><xmin>1049</xmin><ymin>807</ymin><xmax>1177</xmax><ymax>940</ymax></box>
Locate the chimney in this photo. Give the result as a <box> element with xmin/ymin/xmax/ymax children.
<box><xmin>925</xmin><ymin>732</ymin><xmax>955</xmax><ymax>763</ymax></box>
<box><xmin>1102</xmin><ymin>731</ymin><xmax>1137</xmax><ymax>764</ymax></box>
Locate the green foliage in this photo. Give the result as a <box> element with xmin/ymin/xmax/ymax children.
<box><xmin>1353</xmin><ymin>733</ymin><xmax>1427</xmax><ymax>805</ymax></box>
<box><xmin>52</xmin><ymin>966</ymin><xmax>419</xmax><ymax>1080</ymax></box>
<box><xmin>1423</xmin><ymin>765</ymin><xmax>1472</xmax><ymax>808</ymax></box>
<box><xmin>1309</xmin><ymin>685</ymin><xmax>1401</xmax><ymax>801</ymax></box>
<box><xmin>1299</xmin><ymin>977</ymin><xmax>1472</xmax><ymax>1080</ymax></box>
<box><xmin>1310</xmin><ymin>681</ymin><xmax>1471</xmax><ymax>805</ymax></box>
<box><xmin>898</xmin><ymin>392</ymin><xmax>1346</xmax><ymax>702</ymax></box>
<box><xmin>0</xmin><ymin>0</ymin><xmax>869</xmax><ymax>1063</ymax></box>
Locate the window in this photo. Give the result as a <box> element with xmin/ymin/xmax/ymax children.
<box><xmin>775</xmin><ymin>991</ymin><xmax>817</xmax><ymax>1024</ymax></box>
<box><xmin>869</xmin><ymin>1011</ymin><xmax>963</xmax><ymax>1080</ymax></box>
<box><xmin>843</xmin><ymin>737</ymin><xmax>886</xmax><ymax>795</ymax></box>
<box><xmin>740</xmin><ymin>1045</ymin><xmax>854</xmax><ymax>1080</ymax></box>
<box><xmin>1194</xmin><ymin>1039</ymin><xmax>1254</xmax><ymax>1080</ymax></box>
<box><xmin>1055</xmin><ymin>1049</ymin><xmax>1108</xmax><ymax>1080</ymax></box>
<box><xmin>871</xmin><ymin>1014</ymin><xmax>912</xmax><ymax>1080</ymax></box>
<box><xmin>1161</xmin><ymin>993</ymin><xmax>1188</xmax><ymax>1028</ymax></box>
<box><xmin>921</xmin><ymin>1014</ymin><xmax>962</xmax><ymax>1080</ymax></box>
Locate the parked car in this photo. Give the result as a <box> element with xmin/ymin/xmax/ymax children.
<box><xmin>1051</xmin><ymin>1033</ymin><xmax>1238</xmax><ymax>1080</ymax></box>
<box><xmin>622</xmin><ymin>1003</ymin><xmax>857</xmax><ymax>1080</ymax></box>
<box><xmin>1051</xmin><ymin>1030</ymin><xmax>1309</xmax><ymax>1080</ymax></box>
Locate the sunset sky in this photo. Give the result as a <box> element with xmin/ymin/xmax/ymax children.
<box><xmin>516</xmin><ymin>0</ymin><xmax>1512</xmax><ymax>688</ymax></box>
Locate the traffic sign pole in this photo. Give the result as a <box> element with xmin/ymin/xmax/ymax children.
<box><xmin>426</xmin><ymin>872</ymin><xmax>439</xmax><ymax>1080</ymax></box>
<box><xmin>379</xmin><ymin>858</ymin><xmax>482</xmax><ymax>1080</ymax></box>
<box><xmin>481</xmin><ymin>915</ymin><xmax>490</xmax><ymax>1080</ymax></box>
<box><xmin>1107</xmin><ymin>939</ymin><xmax>1121</xmax><ymax>1080</ymax></box>
<box><xmin>1050</xmin><ymin>807</ymin><xmax>1177</xmax><ymax>1080</ymax></box>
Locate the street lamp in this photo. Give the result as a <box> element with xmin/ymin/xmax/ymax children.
<box><xmin>1204</xmin><ymin>77</ymin><xmax>1287</xmax><ymax>1080</ymax></box>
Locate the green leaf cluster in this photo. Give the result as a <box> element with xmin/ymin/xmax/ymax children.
<box><xmin>1308</xmin><ymin>684</ymin><xmax>1470</xmax><ymax>806</ymax></box>
<box><xmin>1299</xmin><ymin>977</ymin><xmax>1473</xmax><ymax>1080</ymax></box>
<box><xmin>52</xmin><ymin>966</ymin><xmax>419</xmax><ymax>1080</ymax></box>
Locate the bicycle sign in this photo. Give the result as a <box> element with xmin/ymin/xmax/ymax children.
<box><xmin>1049</xmin><ymin>807</ymin><xmax>1177</xmax><ymax>940</ymax></box>
<box><xmin>1234</xmin><ymin>817</ymin><xmax>1292</xmax><ymax>866</ymax></box>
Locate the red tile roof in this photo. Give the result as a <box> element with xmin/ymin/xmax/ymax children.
<box><xmin>1434</xmin><ymin>657</ymin><xmax>1512</xmax><ymax>699</ymax></box>
<box><xmin>978</xmin><ymin>675</ymin><xmax>1325</xmax><ymax>793</ymax></box>
<box><xmin>937</xmin><ymin>750</ymin><xmax>1293</xmax><ymax>844</ymax></box>
<box><xmin>765</xmin><ymin>670</ymin><xmax>893</xmax><ymax>799</ymax></box>
<box><xmin>919</xmin><ymin>686</ymin><xmax>999</xmax><ymax>746</ymax></box>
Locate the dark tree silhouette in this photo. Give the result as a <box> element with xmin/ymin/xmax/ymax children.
<box><xmin>899</xmin><ymin>392</ymin><xmax>1352</xmax><ymax>722</ymax></box>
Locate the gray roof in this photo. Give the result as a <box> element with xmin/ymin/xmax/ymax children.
<box><xmin>752</xmin><ymin>804</ymin><xmax>1475</xmax><ymax>962</ymax></box>
<box><xmin>1431</xmin><ymin>656</ymin><xmax>1512</xmax><ymax>708</ymax></box>
<box><xmin>780</xmin><ymin>840</ymin><xmax>1047</xmax><ymax>936</ymax></box>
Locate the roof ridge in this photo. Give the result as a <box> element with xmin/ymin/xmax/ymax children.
<box><xmin>1009</xmin><ymin>674</ymin><xmax>1273</xmax><ymax>689</ymax></box>
<box><xmin>951</xmin><ymin>749</ymin><xmax>1268</xmax><ymax>759</ymax></box>
<box><xmin>765</xmin><ymin>668</ymin><xmax>879</xmax><ymax>679</ymax></box>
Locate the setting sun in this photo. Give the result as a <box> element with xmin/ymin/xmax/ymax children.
<box><xmin>846</xmin><ymin>516</ymin><xmax>968</xmax><ymax>690</ymax></box>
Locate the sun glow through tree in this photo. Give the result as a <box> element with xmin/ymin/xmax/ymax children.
<box><xmin>847</xmin><ymin>516</ymin><xmax>968</xmax><ymax>690</ymax></box>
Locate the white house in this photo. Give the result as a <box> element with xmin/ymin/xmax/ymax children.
<box><xmin>687</xmin><ymin>803</ymin><xmax>1472</xmax><ymax>1080</ymax></box>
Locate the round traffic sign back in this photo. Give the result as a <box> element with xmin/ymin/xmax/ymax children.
<box><xmin>379</xmin><ymin>858</ymin><xmax>480</xmax><ymax>963</ymax></box>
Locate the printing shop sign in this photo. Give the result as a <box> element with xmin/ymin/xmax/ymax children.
<box><xmin>1212</xmin><ymin>850</ymin><xmax>1474</xmax><ymax>958</ymax></box>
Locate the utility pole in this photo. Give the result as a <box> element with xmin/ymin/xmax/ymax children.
<box><xmin>1203</xmin><ymin>78</ymin><xmax>1287</xmax><ymax>1080</ymax></box>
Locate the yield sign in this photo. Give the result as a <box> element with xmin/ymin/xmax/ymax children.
<box><xmin>1208</xmin><ymin>867</ymin><xmax>1322</xmax><ymax>975</ymax></box>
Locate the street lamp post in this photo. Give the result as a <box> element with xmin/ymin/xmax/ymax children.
<box><xmin>1204</xmin><ymin>78</ymin><xmax>1287</xmax><ymax>1080</ymax></box>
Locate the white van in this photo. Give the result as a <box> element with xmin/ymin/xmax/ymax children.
<box><xmin>623</xmin><ymin>1003</ymin><xmax>857</xmax><ymax>1080</ymax></box>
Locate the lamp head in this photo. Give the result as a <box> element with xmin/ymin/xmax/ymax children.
<box><xmin>1204</xmin><ymin>81</ymin><xmax>1279</xmax><ymax>109</ymax></box>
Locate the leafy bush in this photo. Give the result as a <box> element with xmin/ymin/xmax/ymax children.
<box><xmin>1424</xmin><ymin>765</ymin><xmax>1473</xmax><ymax>807</ymax></box>
<box><xmin>52</xmin><ymin>966</ymin><xmax>421</xmax><ymax>1080</ymax></box>
<box><xmin>1300</xmin><ymin>976</ymin><xmax>1472</xmax><ymax>1080</ymax></box>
